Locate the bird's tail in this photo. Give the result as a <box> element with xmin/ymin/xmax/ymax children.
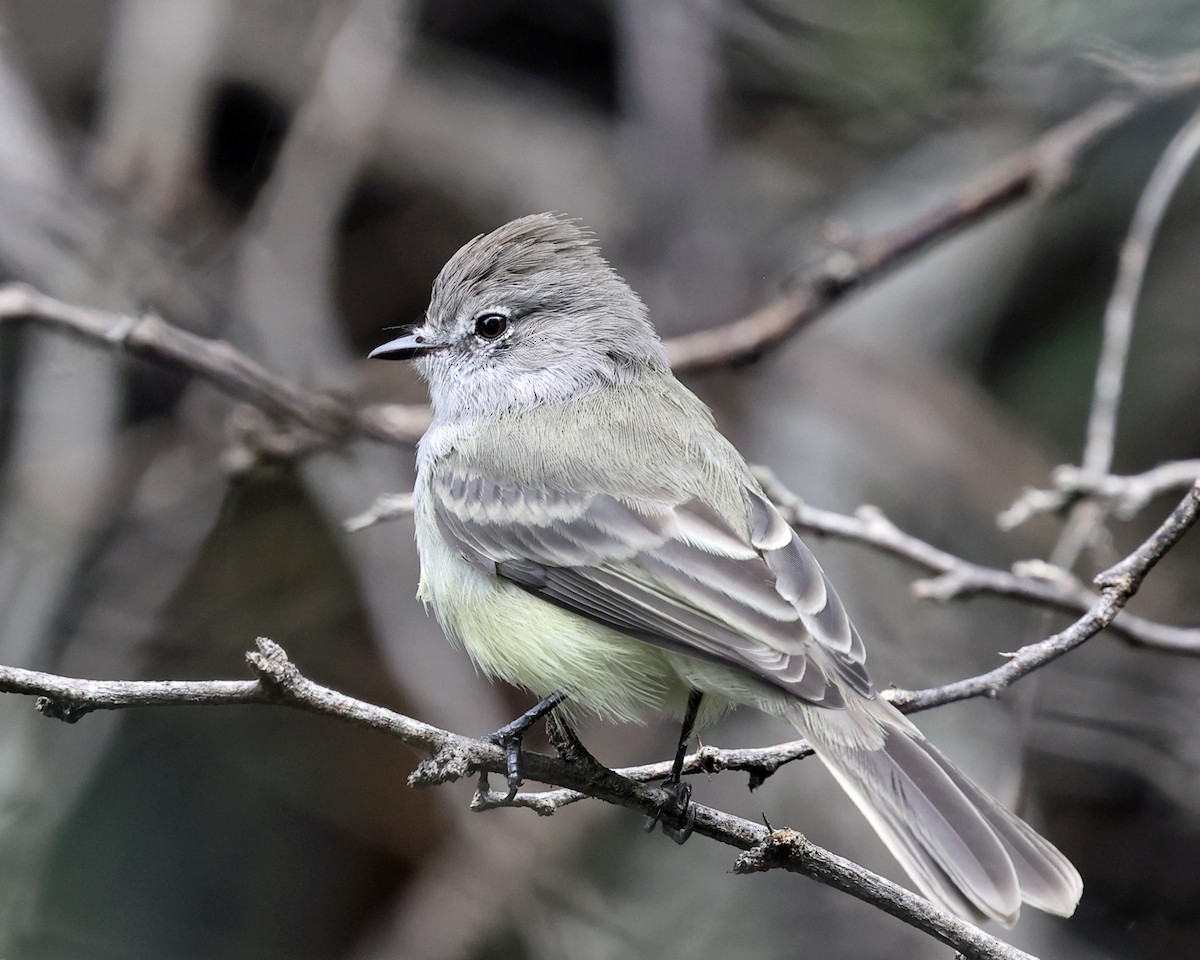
<box><xmin>789</xmin><ymin>695</ymin><xmax>1082</xmax><ymax>925</ymax></box>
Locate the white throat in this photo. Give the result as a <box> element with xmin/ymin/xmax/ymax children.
<box><xmin>424</xmin><ymin>353</ymin><xmax>643</xmax><ymax>426</ymax></box>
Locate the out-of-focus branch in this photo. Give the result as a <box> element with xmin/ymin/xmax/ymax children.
<box><xmin>1082</xmin><ymin>104</ymin><xmax>1200</xmax><ymax>483</ymax></box>
<box><xmin>1001</xmin><ymin>460</ymin><xmax>1200</xmax><ymax>527</ymax></box>
<box><xmin>344</xmin><ymin>493</ymin><xmax>415</xmax><ymax>532</ymax></box>
<box><xmin>9</xmin><ymin>55</ymin><xmax>1200</xmax><ymax>452</ymax></box>
<box><xmin>665</xmin><ymin>50</ymin><xmax>1200</xmax><ymax>371</ymax></box>
<box><xmin>1003</xmin><ymin>101</ymin><xmax>1200</xmax><ymax>552</ymax></box>
<box><xmin>1044</xmin><ymin>101</ymin><xmax>1200</xmax><ymax>565</ymax></box>
<box><xmin>0</xmin><ymin>638</ymin><xmax>1031</xmax><ymax>960</ymax></box>
<box><xmin>0</xmin><ymin>283</ymin><xmax>430</xmax><ymax>446</ymax></box>
<box><xmin>90</xmin><ymin>0</ymin><xmax>233</xmax><ymax>220</ymax></box>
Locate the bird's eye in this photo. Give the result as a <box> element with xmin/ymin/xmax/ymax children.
<box><xmin>474</xmin><ymin>313</ymin><xmax>508</xmax><ymax>340</ymax></box>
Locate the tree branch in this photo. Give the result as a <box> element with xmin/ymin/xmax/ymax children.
<box><xmin>1001</xmin><ymin>460</ymin><xmax>1200</xmax><ymax>527</ymax></box>
<box><xmin>754</xmin><ymin>467</ymin><xmax>1200</xmax><ymax>654</ymax></box>
<box><xmin>0</xmin><ymin>283</ymin><xmax>430</xmax><ymax>446</ymax></box>
<box><xmin>665</xmin><ymin>51</ymin><xmax>1200</xmax><ymax>371</ymax></box>
<box><xmin>0</xmin><ymin>485</ymin><xmax>1195</xmax><ymax>958</ymax></box>
<box><xmin>472</xmin><ymin>738</ymin><xmax>817</xmax><ymax>815</ymax></box>
<box><xmin>891</xmin><ymin>481</ymin><xmax>1200</xmax><ymax>710</ymax></box>
<box><xmin>344</xmin><ymin>492</ymin><xmax>415</xmax><ymax>532</ymax></box>
<box><xmin>729</xmin><ymin>828</ymin><xmax>1033</xmax><ymax>960</ymax></box>
<box><xmin>0</xmin><ymin>637</ymin><xmax>1031</xmax><ymax>960</ymax></box>
<box><xmin>1033</xmin><ymin>100</ymin><xmax>1200</xmax><ymax>567</ymax></box>
<box><xmin>1082</xmin><ymin>103</ymin><xmax>1200</xmax><ymax>482</ymax></box>
<box><xmin>5</xmin><ymin>55</ymin><xmax>1200</xmax><ymax>448</ymax></box>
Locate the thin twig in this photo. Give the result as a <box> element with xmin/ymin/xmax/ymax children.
<box><xmin>344</xmin><ymin>492</ymin><xmax>415</xmax><ymax>531</ymax></box>
<box><xmin>1083</xmin><ymin>105</ymin><xmax>1200</xmax><ymax>479</ymax></box>
<box><xmin>1005</xmin><ymin>103</ymin><xmax>1200</xmax><ymax>548</ymax></box>
<box><xmin>754</xmin><ymin>467</ymin><xmax>1200</xmax><ymax>653</ymax></box>
<box><xmin>892</xmin><ymin>481</ymin><xmax>1200</xmax><ymax>710</ymax></box>
<box><xmin>0</xmin><ymin>638</ymin><xmax>1031</xmax><ymax>960</ymax></box>
<box><xmin>1001</xmin><ymin>459</ymin><xmax>1200</xmax><ymax>528</ymax></box>
<box><xmin>0</xmin><ymin>283</ymin><xmax>430</xmax><ymax>446</ymax></box>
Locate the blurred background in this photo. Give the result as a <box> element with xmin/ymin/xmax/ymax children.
<box><xmin>0</xmin><ymin>1</ymin><xmax>1199</xmax><ymax>958</ymax></box>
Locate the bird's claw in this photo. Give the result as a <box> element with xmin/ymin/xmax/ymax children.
<box><xmin>481</xmin><ymin>691</ymin><xmax>567</xmax><ymax>803</ymax></box>
<box><xmin>482</xmin><ymin>728</ymin><xmax>524</xmax><ymax>801</ymax></box>
<box><xmin>645</xmin><ymin>779</ymin><xmax>695</xmax><ymax>844</ymax></box>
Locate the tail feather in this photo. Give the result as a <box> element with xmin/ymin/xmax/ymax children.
<box><xmin>793</xmin><ymin>697</ymin><xmax>1082</xmax><ymax>925</ymax></box>
<box><xmin>919</xmin><ymin>741</ymin><xmax>1083</xmax><ymax>917</ymax></box>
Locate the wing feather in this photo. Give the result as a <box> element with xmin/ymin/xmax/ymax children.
<box><xmin>430</xmin><ymin>458</ymin><xmax>872</xmax><ymax>705</ymax></box>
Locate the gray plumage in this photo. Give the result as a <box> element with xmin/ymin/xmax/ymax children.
<box><xmin>372</xmin><ymin>213</ymin><xmax>1082</xmax><ymax>925</ymax></box>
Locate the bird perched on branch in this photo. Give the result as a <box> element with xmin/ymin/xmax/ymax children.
<box><xmin>370</xmin><ymin>212</ymin><xmax>1082</xmax><ymax>925</ymax></box>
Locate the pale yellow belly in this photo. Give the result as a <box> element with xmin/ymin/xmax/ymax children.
<box><xmin>417</xmin><ymin>528</ymin><xmax>770</xmax><ymax>726</ymax></box>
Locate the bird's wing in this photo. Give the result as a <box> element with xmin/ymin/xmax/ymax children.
<box><xmin>428</xmin><ymin>457</ymin><xmax>872</xmax><ymax>707</ymax></box>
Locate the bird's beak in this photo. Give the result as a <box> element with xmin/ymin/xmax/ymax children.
<box><xmin>368</xmin><ymin>325</ymin><xmax>447</xmax><ymax>361</ymax></box>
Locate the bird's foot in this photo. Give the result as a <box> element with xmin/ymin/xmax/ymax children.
<box><xmin>482</xmin><ymin>691</ymin><xmax>567</xmax><ymax>802</ymax></box>
<box><xmin>645</xmin><ymin>778</ymin><xmax>695</xmax><ymax>844</ymax></box>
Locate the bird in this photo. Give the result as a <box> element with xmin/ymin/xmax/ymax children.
<box><xmin>369</xmin><ymin>212</ymin><xmax>1082</xmax><ymax>925</ymax></box>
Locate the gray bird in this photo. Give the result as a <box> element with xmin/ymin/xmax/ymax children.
<box><xmin>370</xmin><ymin>212</ymin><xmax>1082</xmax><ymax>925</ymax></box>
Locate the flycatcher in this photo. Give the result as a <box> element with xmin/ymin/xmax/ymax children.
<box><xmin>370</xmin><ymin>213</ymin><xmax>1082</xmax><ymax>925</ymax></box>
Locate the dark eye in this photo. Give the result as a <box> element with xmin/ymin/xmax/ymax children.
<box><xmin>474</xmin><ymin>313</ymin><xmax>508</xmax><ymax>340</ymax></box>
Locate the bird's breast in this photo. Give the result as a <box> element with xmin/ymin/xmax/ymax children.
<box><xmin>413</xmin><ymin>489</ymin><xmax>686</xmax><ymax>724</ymax></box>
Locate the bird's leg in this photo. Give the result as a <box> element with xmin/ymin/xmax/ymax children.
<box><xmin>483</xmin><ymin>691</ymin><xmax>567</xmax><ymax>801</ymax></box>
<box><xmin>646</xmin><ymin>689</ymin><xmax>703</xmax><ymax>844</ymax></box>
<box><xmin>668</xmin><ymin>689</ymin><xmax>703</xmax><ymax>783</ymax></box>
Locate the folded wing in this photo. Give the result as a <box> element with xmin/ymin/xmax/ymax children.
<box><xmin>430</xmin><ymin>461</ymin><xmax>872</xmax><ymax>707</ymax></box>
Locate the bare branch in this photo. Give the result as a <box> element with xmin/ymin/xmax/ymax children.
<box><xmin>0</xmin><ymin>638</ymin><xmax>1034</xmax><ymax>960</ymax></box>
<box><xmin>665</xmin><ymin>51</ymin><xmax>1200</xmax><ymax>372</ymax></box>
<box><xmin>1001</xmin><ymin>460</ymin><xmax>1200</xmax><ymax>528</ymax></box>
<box><xmin>892</xmin><ymin>482</ymin><xmax>1200</xmax><ymax>710</ymax></box>
<box><xmin>6</xmin><ymin>55</ymin><xmax>1200</xmax><ymax>451</ymax></box>
<box><xmin>472</xmin><ymin>739</ymin><xmax>816</xmax><ymax>814</ymax></box>
<box><xmin>731</xmin><ymin>829</ymin><xmax>1034</xmax><ymax>960</ymax></box>
<box><xmin>0</xmin><ymin>283</ymin><xmax>430</xmax><ymax>446</ymax></box>
<box><xmin>0</xmin><ymin>485</ymin><xmax>1194</xmax><ymax>955</ymax></box>
<box><xmin>1082</xmin><ymin>104</ymin><xmax>1200</xmax><ymax>480</ymax></box>
<box><xmin>755</xmin><ymin>467</ymin><xmax>1200</xmax><ymax>653</ymax></box>
<box><xmin>1026</xmin><ymin>101</ymin><xmax>1200</xmax><ymax>565</ymax></box>
<box><xmin>344</xmin><ymin>492</ymin><xmax>415</xmax><ymax>532</ymax></box>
